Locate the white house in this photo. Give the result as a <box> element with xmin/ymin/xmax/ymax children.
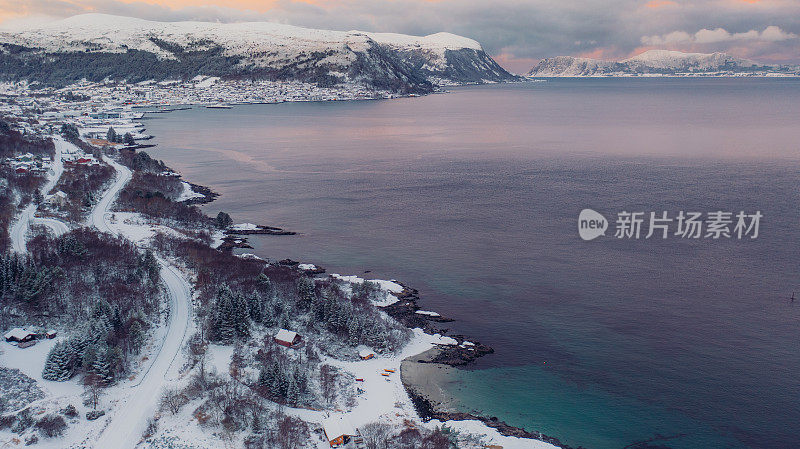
<box><xmin>46</xmin><ymin>190</ymin><xmax>68</xmax><ymax>207</ymax></box>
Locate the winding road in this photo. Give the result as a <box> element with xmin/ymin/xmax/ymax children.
<box><xmin>89</xmin><ymin>154</ymin><xmax>193</xmax><ymax>449</ymax></box>
<box><xmin>9</xmin><ymin>137</ymin><xmax>193</xmax><ymax>449</ymax></box>
<box><xmin>9</xmin><ymin>137</ymin><xmax>66</xmax><ymax>252</ymax></box>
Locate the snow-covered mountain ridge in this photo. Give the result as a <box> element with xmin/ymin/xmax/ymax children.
<box><xmin>528</xmin><ymin>49</ymin><xmax>800</xmax><ymax>77</ymax></box>
<box><xmin>0</xmin><ymin>14</ymin><xmax>517</xmax><ymax>92</ymax></box>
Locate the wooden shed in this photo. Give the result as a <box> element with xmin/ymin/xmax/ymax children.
<box><xmin>274</xmin><ymin>329</ymin><xmax>301</xmax><ymax>347</ymax></box>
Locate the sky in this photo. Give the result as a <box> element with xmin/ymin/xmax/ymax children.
<box><xmin>0</xmin><ymin>0</ymin><xmax>798</xmax><ymax>73</ymax></box>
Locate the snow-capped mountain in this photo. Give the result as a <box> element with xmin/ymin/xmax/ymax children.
<box><xmin>528</xmin><ymin>50</ymin><xmax>800</xmax><ymax>77</ymax></box>
<box><xmin>0</xmin><ymin>14</ymin><xmax>517</xmax><ymax>92</ymax></box>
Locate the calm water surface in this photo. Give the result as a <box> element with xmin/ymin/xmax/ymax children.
<box><xmin>146</xmin><ymin>79</ymin><xmax>800</xmax><ymax>449</ymax></box>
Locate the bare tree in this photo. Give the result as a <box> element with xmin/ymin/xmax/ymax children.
<box><xmin>361</xmin><ymin>422</ymin><xmax>394</xmax><ymax>449</ymax></box>
<box><xmin>83</xmin><ymin>372</ymin><xmax>104</xmax><ymax>410</ymax></box>
<box><xmin>319</xmin><ymin>364</ymin><xmax>338</xmax><ymax>407</ymax></box>
<box><xmin>160</xmin><ymin>387</ymin><xmax>186</xmax><ymax>415</ymax></box>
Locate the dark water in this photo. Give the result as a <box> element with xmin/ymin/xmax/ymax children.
<box><xmin>145</xmin><ymin>79</ymin><xmax>800</xmax><ymax>449</ymax></box>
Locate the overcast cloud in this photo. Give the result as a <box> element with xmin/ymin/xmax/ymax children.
<box><xmin>1</xmin><ymin>0</ymin><xmax>798</xmax><ymax>72</ymax></box>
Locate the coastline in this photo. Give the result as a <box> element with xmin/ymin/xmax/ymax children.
<box><xmin>380</xmin><ymin>283</ymin><xmax>573</xmax><ymax>448</ymax></box>
<box><xmin>160</xmin><ymin>153</ymin><xmax>567</xmax><ymax>447</ymax></box>
<box><xmin>401</xmin><ymin>347</ymin><xmax>575</xmax><ymax>449</ymax></box>
<box><xmin>113</xmin><ymin>98</ymin><xmax>568</xmax><ymax>448</ymax></box>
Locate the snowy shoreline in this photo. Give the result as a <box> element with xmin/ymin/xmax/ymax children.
<box><xmin>145</xmin><ymin>103</ymin><xmax>564</xmax><ymax>447</ymax></box>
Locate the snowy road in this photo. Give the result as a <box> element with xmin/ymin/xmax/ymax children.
<box><xmin>89</xmin><ymin>153</ymin><xmax>193</xmax><ymax>449</ymax></box>
<box><xmin>88</xmin><ymin>154</ymin><xmax>132</xmax><ymax>233</ymax></box>
<box><xmin>30</xmin><ymin>216</ymin><xmax>69</xmax><ymax>237</ymax></box>
<box><xmin>93</xmin><ymin>258</ymin><xmax>191</xmax><ymax>449</ymax></box>
<box><xmin>6</xmin><ymin>138</ymin><xmax>192</xmax><ymax>449</ymax></box>
<box><xmin>9</xmin><ymin>137</ymin><xmax>65</xmax><ymax>252</ymax></box>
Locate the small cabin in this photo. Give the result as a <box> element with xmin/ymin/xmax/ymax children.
<box><xmin>322</xmin><ymin>415</ymin><xmax>357</xmax><ymax>448</ymax></box>
<box><xmin>358</xmin><ymin>348</ymin><xmax>375</xmax><ymax>360</ymax></box>
<box><xmin>46</xmin><ymin>191</ymin><xmax>68</xmax><ymax>207</ymax></box>
<box><xmin>4</xmin><ymin>328</ymin><xmax>37</xmax><ymax>344</ymax></box>
<box><xmin>274</xmin><ymin>329</ymin><xmax>301</xmax><ymax>347</ymax></box>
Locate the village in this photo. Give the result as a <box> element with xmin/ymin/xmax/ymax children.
<box><xmin>0</xmin><ymin>76</ymin><xmax>395</xmax><ymax>141</ymax></box>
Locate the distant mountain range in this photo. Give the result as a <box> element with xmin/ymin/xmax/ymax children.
<box><xmin>528</xmin><ymin>50</ymin><xmax>800</xmax><ymax>77</ymax></box>
<box><xmin>0</xmin><ymin>14</ymin><xmax>518</xmax><ymax>93</ymax></box>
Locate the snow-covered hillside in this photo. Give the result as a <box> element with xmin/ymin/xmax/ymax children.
<box><xmin>528</xmin><ymin>49</ymin><xmax>800</xmax><ymax>77</ymax></box>
<box><xmin>0</xmin><ymin>14</ymin><xmax>516</xmax><ymax>92</ymax></box>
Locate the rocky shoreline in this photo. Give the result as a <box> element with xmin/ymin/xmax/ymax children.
<box><xmin>139</xmin><ymin>123</ymin><xmax>568</xmax><ymax>449</ymax></box>
<box><xmin>384</xmin><ymin>282</ymin><xmax>575</xmax><ymax>448</ymax></box>
<box><xmin>182</xmin><ymin>181</ymin><xmax>219</xmax><ymax>206</ymax></box>
<box><xmin>226</xmin><ymin>224</ymin><xmax>296</xmax><ymax>236</ymax></box>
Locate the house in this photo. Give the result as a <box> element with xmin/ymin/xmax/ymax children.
<box><xmin>46</xmin><ymin>330</ymin><xmax>57</xmax><ymax>339</ymax></box>
<box><xmin>322</xmin><ymin>415</ymin><xmax>357</xmax><ymax>448</ymax></box>
<box><xmin>358</xmin><ymin>348</ymin><xmax>375</xmax><ymax>360</ymax></box>
<box><xmin>274</xmin><ymin>329</ymin><xmax>301</xmax><ymax>347</ymax></box>
<box><xmin>4</xmin><ymin>328</ymin><xmax>37</xmax><ymax>344</ymax></box>
<box><xmin>46</xmin><ymin>191</ymin><xmax>68</xmax><ymax>207</ymax></box>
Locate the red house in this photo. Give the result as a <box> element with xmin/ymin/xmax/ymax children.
<box><xmin>274</xmin><ymin>329</ymin><xmax>301</xmax><ymax>347</ymax></box>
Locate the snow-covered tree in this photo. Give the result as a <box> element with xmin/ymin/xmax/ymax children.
<box><xmin>42</xmin><ymin>341</ymin><xmax>76</xmax><ymax>381</ymax></box>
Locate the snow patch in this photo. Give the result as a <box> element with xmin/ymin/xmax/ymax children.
<box><xmin>176</xmin><ymin>181</ymin><xmax>204</xmax><ymax>202</ymax></box>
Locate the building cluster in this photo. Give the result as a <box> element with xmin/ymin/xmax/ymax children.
<box><xmin>3</xmin><ymin>152</ymin><xmax>52</xmax><ymax>174</ymax></box>
<box><xmin>0</xmin><ymin>76</ymin><xmax>392</xmax><ymax>151</ymax></box>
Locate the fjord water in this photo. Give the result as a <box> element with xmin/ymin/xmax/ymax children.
<box><xmin>146</xmin><ymin>79</ymin><xmax>800</xmax><ymax>449</ymax></box>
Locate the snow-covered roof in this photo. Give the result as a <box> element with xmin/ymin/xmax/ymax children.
<box><xmin>322</xmin><ymin>415</ymin><xmax>357</xmax><ymax>440</ymax></box>
<box><xmin>4</xmin><ymin>327</ymin><xmax>35</xmax><ymax>340</ymax></box>
<box><xmin>275</xmin><ymin>329</ymin><xmax>298</xmax><ymax>343</ymax></box>
<box><xmin>358</xmin><ymin>347</ymin><xmax>374</xmax><ymax>358</ymax></box>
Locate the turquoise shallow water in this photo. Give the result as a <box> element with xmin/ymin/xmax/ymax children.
<box><xmin>445</xmin><ymin>365</ymin><xmax>743</xmax><ymax>449</ymax></box>
<box><xmin>145</xmin><ymin>79</ymin><xmax>800</xmax><ymax>449</ymax></box>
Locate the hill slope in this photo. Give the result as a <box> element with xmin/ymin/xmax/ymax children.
<box><xmin>528</xmin><ymin>50</ymin><xmax>800</xmax><ymax>77</ymax></box>
<box><xmin>0</xmin><ymin>14</ymin><xmax>517</xmax><ymax>93</ymax></box>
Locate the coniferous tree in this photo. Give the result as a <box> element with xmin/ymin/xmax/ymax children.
<box><xmin>215</xmin><ymin>211</ymin><xmax>233</xmax><ymax>229</ymax></box>
<box><xmin>287</xmin><ymin>378</ymin><xmax>300</xmax><ymax>405</ymax></box>
<box><xmin>42</xmin><ymin>341</ymin><xmax>76</xmax><ymax>381</ymax></box>
<box><xmin>91</xmin><ymin>345</ymin><xmax>113</xmax><ymax>385</ymax></box>
<box><xmin>251</xmin><ymin>411</ymin><xmax>263</xmax><ymax>434</ymax></box>
<box><xmin>129</xmin><ymin>320</ymin><xmax>146</xmax><ymax>354</ymax></box>
<box><xmin>247</xmin><ymin>292</ymin><xmax>263</xmax><ymax>323</ymax></box>
<box><xmin>296</xmin><ymin>277</ymin><xmax>315</xmax><ymax>311</ymax></box>
<box><xmin>232</xmin><ymin>292</ymin><xmax>250</xmax><ymax>339</ymax></box>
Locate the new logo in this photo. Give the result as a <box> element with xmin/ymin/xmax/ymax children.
<box><xmin>578</xmin><ymin>209</ymin><xmax>608</xmax><ymax>241</ymax></box>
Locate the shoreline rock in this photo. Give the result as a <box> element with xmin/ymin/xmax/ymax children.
<box><xmin>386</xmin><ymin>281</ymin><xmax>574</xmax><ymax>448</ymax></box>
<box><xmin>182</xmin><ymin>181</ymin><xmax>219</xmax><ymax>205</ymax></box>
<box><xmin>226</xmin><ymin>224</ymin><xmax>296</xmax><ymax>236</ymax></box>
<box><xmin>402</xmin><ymin>347</ymin><xmax>577</xmax><ymax>449</ymax></box>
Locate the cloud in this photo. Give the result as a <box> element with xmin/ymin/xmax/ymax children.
<box><xmin>1</xmin><ymin>0</ymin><xmax>799</xmax><ymax>68</ymax></box>
<box><xmin>644</xmin><ymin>0</ymin><xmax>677</xmax><ymax>9</ymax></box>
<box><xmin>642</xmin><ymin>26</ymin><xmax>797</xmax><ymax>45</ymax></box>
